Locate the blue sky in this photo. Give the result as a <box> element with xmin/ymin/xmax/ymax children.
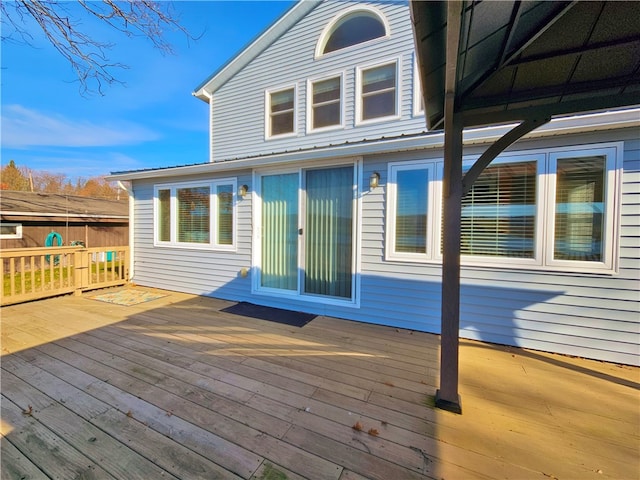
<box><xmin>1</xmin><ymin>1</ymin><xmax>294</xmax><ymax>179</ymax></box>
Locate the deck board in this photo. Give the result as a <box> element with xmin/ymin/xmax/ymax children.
<box><xmin>1</xmin><ymin>288</ymin><xmax>638</xmax><ymax>480</ymax></box>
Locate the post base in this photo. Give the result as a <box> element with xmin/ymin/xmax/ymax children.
<box><xmin>435</xmin><ymin>390</ymin><xmax>462</xmax><ymax>414</ymax></box>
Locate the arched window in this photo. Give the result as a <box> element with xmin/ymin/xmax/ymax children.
<box><xmin>317</xmin><ymin>7</ymin><xmax>388</xmax><ymax>57</ymax></box>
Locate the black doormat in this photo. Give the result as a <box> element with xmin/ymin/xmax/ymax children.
<box><xmin>221</xmin><ymin>302</ymin><xmax>316</xmax><ymax>328</ymax></box>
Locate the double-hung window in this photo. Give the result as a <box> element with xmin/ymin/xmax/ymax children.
<box><xmin>308</xmin><ymin>75</ymin><xmax>342</xmax><ymax>131</ymax></box>
<box><xmin>155</xmin><ymin>179</ymin><xmax>237</xmax><ymax>249</ymax></box>
<box><xmin>387</xmin><ymin>144</ymin><xmax>620</xmax><ymax>273</ymax></box>
<box><xmin>266</xmin><ymin>86</ymin><xmax>296</xmax><ymax>138</ymax></box>
<box><xmin>357</xmin><ymin>60</ymin><xmax>399</xmax><ymax>123</ymax></box>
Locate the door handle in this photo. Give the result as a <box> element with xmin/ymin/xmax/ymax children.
<box><xmin>298</xmin><ymin>228</ymin><xmax>303</xmax><ymax>235</ymax></box>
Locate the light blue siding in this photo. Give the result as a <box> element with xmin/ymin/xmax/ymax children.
<box><xmin>127</xmin><ymin>0</ymin><xmax>639</xmax><ymax>366</ymax></box>
<box><xmin>130</xmin><ymin>129</ymin><xmax>639</xmax><ymax>366</ymax></box>
<box><xmin>211</xmin><ymin>1</ymin><xmax>426</xmax><ymax>161</ymax></box>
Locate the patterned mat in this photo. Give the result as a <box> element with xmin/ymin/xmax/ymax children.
<box><xmin>91</xmin><ymin>289</ymin><xmax>167</xmax><ymax>306</ymax></box>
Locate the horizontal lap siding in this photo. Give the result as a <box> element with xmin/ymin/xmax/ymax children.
<box><xmin>130</xmin><ymin>131</ymin><xmax>639</xmax><ymax>366</ymax></box>
<box><xmin>131</xmin><ymin>173</ymin><xmax>254</xmax><ymax>301</ymax></box>
<box><xmin>131</xmin><ymin>0</ymin><xmax>638</xmax><ymax>365</ymax></box>
<box><xmin>355</xmin><ymin>132</ymin><xmax>640</xmax><ymax>366</ymax></box>
<box><xmin>212</xmin><ymin>2</ymin><xmax>426</xmax><ymax>162</ymax></box>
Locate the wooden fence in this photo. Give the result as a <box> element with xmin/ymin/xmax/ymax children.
<box><xmin>1</xmin><ymin>246</ymin><xmax>129</xmax><ymax>306</ymax></box>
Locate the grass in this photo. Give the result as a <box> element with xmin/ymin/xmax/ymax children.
<box><xmin>3</xmin><ymin>262</ymin><xmax>123</xmax><ymax>297</ymax></box>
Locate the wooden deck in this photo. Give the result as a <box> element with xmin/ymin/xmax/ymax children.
<box><xmin>1</xmin><ymin>288</ymin><xmax>638</xmax><ymax>480</ymax></box>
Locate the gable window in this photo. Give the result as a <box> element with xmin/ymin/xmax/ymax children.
<box><xmin>357</xmin><ymin>61</ymin><xmax>399</xmax><ymax>123</ymax></box>
<box><xmin>317</xmin><ymin>8</ymin><xmax>388</xmax><ymax>57</ymax></box>
<box><xmin>267</xmin><ymin>86</ymin><xmax>296</xmax><ymax>138</ymax></box>
<box><xmin>154</xmin><ymin>179</ymin><xmax>237</xmax><ymax>249</ymax></box>
<box><xmin>0</xmin><ymin>223</ymin><xmax>22</xmax><ymax>239</ymax></box>
<box><xmin>309</xmin><ymin>75</ymin><xmax>342</xmax><ymax>131</ymax></box>
<box><xmin>387</xmin><ymin>144</ymin><xmax>620</xmax><ymax>273</ymax></box>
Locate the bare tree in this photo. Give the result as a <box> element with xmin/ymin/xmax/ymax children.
<box><xmin>1</xmin><ymin>0</ymin><xmax>193</xmax><ymax>95</ymax></box>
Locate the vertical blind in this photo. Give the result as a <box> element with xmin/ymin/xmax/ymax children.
<box><xmin>177</xmin><ymin>186</ymin><xmax>210</xmax><ymax>244</ymax></box>
<box><xmin>395</xmin><ymin>168</ymin><xmax>428</xmax><ymax>253</ymax></box>
<box><xmin>304</xmin><ymin>166</ymin><xmax>353</xmax><ymax>299</ymax></box>
<box><xmin>554</xmin><ymin>156</ymin><xmax>604</xmax><ymax>261</ymax></box>
<box><xmin>461</xmin><ymin>161</ymin><xmax>536</xmax><ymax>257</ymax></box>
<box><xmin>261</xmin><ymin>174</ymin><xmax>299</xmax><ymax>290</ymax></box>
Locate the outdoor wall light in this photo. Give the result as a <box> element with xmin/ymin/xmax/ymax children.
<box><xmin>239</xmin><ymin>184</ymin><xmax>249</xmax><ymax>198</ymax></box>
<box><xmin>369</xmin><ymin>172</ymin><xmax>380</xmax><ymax>189</ymax></box>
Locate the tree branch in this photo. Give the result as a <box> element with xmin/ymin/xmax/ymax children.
<box><xmin>0</xmin><ymin>0</ymin><xmax>194</xmax><ymax>95</ymax></box>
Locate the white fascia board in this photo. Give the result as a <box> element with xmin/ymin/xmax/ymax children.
<box><xmin>193</xmin><ymin>1</ymin><xmax>320</xmax><ymax>102</ymax></box>
<box><xmin>107</xmin><ymin>108</ymin><xmax>640</xmax><ymax>182</ymax></box>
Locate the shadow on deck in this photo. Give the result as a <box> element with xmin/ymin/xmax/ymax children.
<box><xmin>1</xmin><ymin>287</ymin><xmax>638</xmax><ymax>479</ymax></box>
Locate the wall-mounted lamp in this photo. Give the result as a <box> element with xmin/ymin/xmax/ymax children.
<box><xmin>369</xmin><ymin>172</ymin><xmax>380</xmax><ymax>189</ymax></box>
<box><xmin>239</xmin><ymin>184</ymin><xmax>249</xmax><ymax>198</ymax></box>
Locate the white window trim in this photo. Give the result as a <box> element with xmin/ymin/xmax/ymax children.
<box><xmin>455</xmin><ymin>153</ymin><xmax>546</xmax><ymax>268</ymax></box>
<box><xmin>265</xmin><ymin>84</ymin><xmax>298</xmax><ymax>140</ymax></box>
<box><xmin>306</xmin><ymin>72</ymin><xmax>345</xmax><ymax>134</ymax></box>
<box><xmin>251</xmin><ymin>157</ymin><xmax>362</xmax><ymax>308</ymax></box>
<box><xmin>154</xmin><ymin>178</ymin><xmax>238</xmax><ymax>251</ymax></box>
<box><xmin>386</xmin><ymin>160</ymin><xmax>440</xmax><ymax>262</ymax></box>
<box><xmin>385</xmin><ymin>143</ymin><xmax>622</xmax><ymax>274</ymax></box>
<box><xmin>545</xmin><ymin>145</ymin><xmax>620</xmax><ymax>272</ymax></box>
<box><xmin>413</xmin><ymin>55</ymin><xmax>425</xmax><ymax>117</ymax></box>
<box><xmin>355</xmin><ymin>58</ymin><xmax>401</xmax><ymax>126</ymax></box>
<box><xmin>0</xmin><ymin>222</ymin><xmax>22</xmax><ymax>239</ymax></box>
<box><xmin>314</xmin><ymin>5</ymin><xmax>390</xmax><ymax>59</ymax></box>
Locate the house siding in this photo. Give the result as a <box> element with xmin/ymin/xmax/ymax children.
<box><xmin>124</xmin><ymin>0</ymin><xmax>639</xmax><ymax>366</ymax></box>
<box><xmin>211</xmin><ymin>1</ymin><xmax>426</xmax><ymax>161</ymax></box>
<box><xmin>131</xmin><ymin>128</ymin><xmax>639</xmax><ymax>366</ymax></box>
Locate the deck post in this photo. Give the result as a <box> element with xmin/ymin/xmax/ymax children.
<box><xmin>73</xmin><ymin>248</ymin><xmax>89</xmax><ymax>294</ymax></box>
<box><xmin>436</xmin><ymin>108</ymin><xmax>463</xmax><ymax>414</ymax></box>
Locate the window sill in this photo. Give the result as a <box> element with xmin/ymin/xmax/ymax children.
<box><xmin>356</xmin><ymin>114</ymin><xmax>401</xmax><ymax>127</ymax></box>
<box><xmin>154</xmin><ymin>242</ymin><xmax>237</xmax><ymax>253</ymax></box>
<box><xmin>383</xmin><ymin>254</ymin><xmax>617</xmax><ymax>276</ymax></box>
<box><xmin>265</xmin><ymin>132</ymin><xmax>298</xmax><ymax>141</ymax></box>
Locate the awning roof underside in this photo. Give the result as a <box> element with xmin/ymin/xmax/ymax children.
<box><xmin>412</xmin><ymin>0</ymin><xmax>640</xmax><ymax>130</ymax></box>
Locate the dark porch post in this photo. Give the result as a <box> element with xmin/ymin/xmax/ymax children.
<box><xmin>436</xmin><ymin>97</ymin><xmax>464</xmax><ymax>414</ymax></box>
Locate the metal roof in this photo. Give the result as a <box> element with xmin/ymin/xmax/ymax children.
<box><xmin>412</xmin><ymin>0</ymin><xmax>640</xmax><ymax>130</ymax></box>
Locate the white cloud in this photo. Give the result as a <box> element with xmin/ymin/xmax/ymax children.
<box><xmin>1</xmin><ymin>104</ymin><xmax>160</xmax><ymax>148</ymax></box>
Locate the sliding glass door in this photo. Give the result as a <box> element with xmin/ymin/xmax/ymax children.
<box><xmin>260</xmin><ymin>173</ymin><xmax>298</xmax><ymax>290</ymax></box>
<box><xmin>258</xmin><ymin>165</ymin><xmax>355</xmax><ymax>301</ymax></box>
<box><xmin>303</xmin><ymin>166</ymin><xmax>353</xmax><ymax>298</ymax></box>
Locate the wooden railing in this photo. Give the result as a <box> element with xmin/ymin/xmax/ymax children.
<box><xmin>1</xmin><ymin>246</ymin><xmax>129</xmax><ymax>306</ymax></box>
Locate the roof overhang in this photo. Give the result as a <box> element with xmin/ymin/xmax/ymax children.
<box><xmin>411</xmin><ymin>0</ymin><xmax>640</xmax><ymax>131</ymax></box>
<box><xmin>193</xmin><ymin>1</ymin><xmax>319</xmax><ymax>102</ymax></box>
